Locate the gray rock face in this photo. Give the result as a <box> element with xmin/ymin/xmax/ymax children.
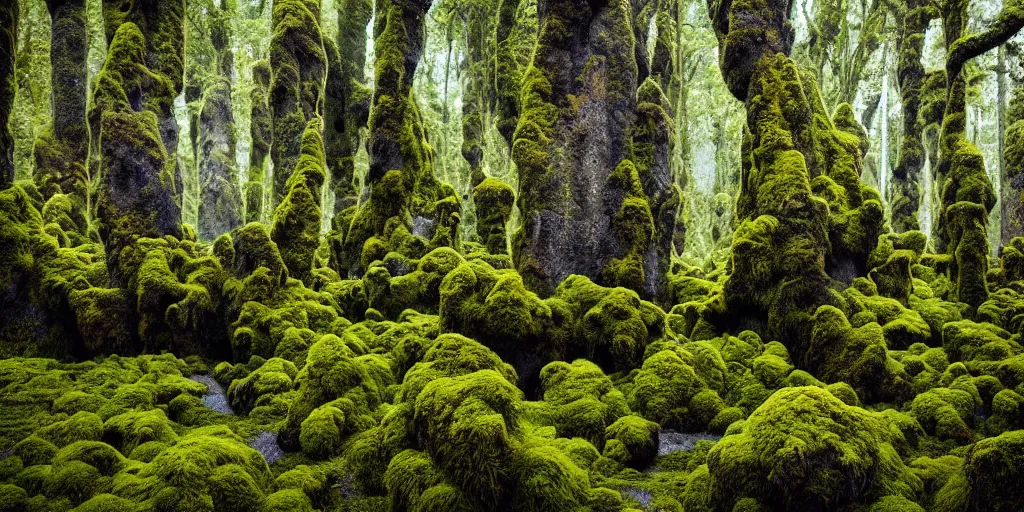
<box><xmin>249</xmin><ymin>431</ymin><xmax>284</xmax><ymax>464</ymax></box>
<box><xmin>198</xmin><ymin>79</ymin><xmax>242</xmax><ymax>240</ymax></box>
<box><xmin>657</xmin><ymin>430</ymin><xmax>722</xmax><ymax>456</ymax></box>
<box><xmin>189</xmin><ymin>374</ymin><xmax>234</xmax><ymax>414</ymax></box>
<box><xmin>412</xmin><ymin>215</ymin><xmax>437</xmax><ymax>239</ymax></box>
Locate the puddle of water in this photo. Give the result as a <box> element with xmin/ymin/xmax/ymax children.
<box><xmin>189</xmin><ymin>374</ymin><xmax>235</xmax><ymax>415</ymax></box>
<box><xmin>657</xmin><ymin>430</ymin><xmax>722</xmax><ymax>456</ymax></box>
<box><xmin>249</xmin><ymin>431</ymin><xmax>284</xmax><ymax>464</ymax></box>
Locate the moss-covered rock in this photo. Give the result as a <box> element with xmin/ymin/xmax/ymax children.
<box><xmin>706</xmin><ymin>387</ymin><xmax>922</xmax><ymax>510</ymax></box>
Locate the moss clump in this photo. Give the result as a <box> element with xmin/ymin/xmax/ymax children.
<box><xmin>112</xmin><ymin>427</ymin><xmax>272</xmax><ymax>511</ymax></box>
<box><xmin>806</xmin><ymin>305</ymin><xmax>913</xmax><ymax>403</ymax></box>
<box><xmin>472</xmin><ymin>178</ymin><xmax>514</xmax><ymax>255</ymax></box>
<box><xmin>277</xmin><ymin>332</ymin><xmax>388</xmax><ymax>453</ymax></box>
<box><xmin>602</xmin><ymin>414</ymin><xmax>659</xmax><ymax>469</ymax></box>
<box><xmin>706</xmin><ymin>387</ymin><xmax>922</xmax><ymax>510</ymax></box>
<box><xmin>628</xmin><ymin>347</ymin><xmax>712</xmax><ymax>430</ymax></box>
<box><xmin>270</xmin><ymin>119</ymin><xmax>326</xmax><ymax>284</ymax></box>
<box><xmin>530</xmin><ymin>359</ymin><xmax>631</xmax><ymax>445</ymax></box>
<box><xmin>910</xmin><ymin>387</ymin><xmax>977</xmax><ymax>441</ymax></box>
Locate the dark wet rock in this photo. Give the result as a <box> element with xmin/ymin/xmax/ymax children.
<box><xmin>657</xmin><ymin>430</ymin><xmax>722</xmax><ymax>456</ymax></box>
<box><xmin>412</xmin><ymin>216</ymin><xmax>436</xmax><ymax>239</ymax></box>
<box><xmin>249</xmin><ymin>431</ymin><xmax>284</xmax><ymax>464</ymax></box>
<box><xmin>624</xmin><ymin>487</ymin><xmax>653</xmax><ymax>507</ymax></box>
<box><xmin>189</xmin><ymin>374</ymin><xmax>234</xmax><ymax>414</ymax></box>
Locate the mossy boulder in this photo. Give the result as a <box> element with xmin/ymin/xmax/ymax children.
<box><xmin>705</xmin><ymin>387</ymin><xmax>922</xmax><ymax>510</ymax></box>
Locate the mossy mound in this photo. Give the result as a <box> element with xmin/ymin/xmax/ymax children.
<box><xmin>704</xmin><ymin>387</ymin><xmax>922</xmax><ymax>510</ymax></box>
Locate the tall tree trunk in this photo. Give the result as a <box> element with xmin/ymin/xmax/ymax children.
<box><xmin>198</xmin><ymin>3</ymin><xmax>242</xmax><ymax>241</ymax></box>
<box><xmin>0</xmin><ymin>2</ymin><xmax>18</xmax><ymax>189</ymax></box>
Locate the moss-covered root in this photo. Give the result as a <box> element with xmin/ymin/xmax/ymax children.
<box><xmin>472</xmin><ymin>178</ymin><xmax>514</xmax><ymax>255</ymax></box>
<box><xmin>0</xmin><ymin>0</ymin><xmax>17</xmax><ymax>189</ymax></box>
<box><xmin>269</xmin><ymin>0</ymin><xmax>327</xmax><ymax>207</ymax></box>
<box><xmin>92</xmin><ymin>23</ymin><xmax>182</xmax><ymax>287</ymax></box>
<box><xmin>271</xmin><ymin>119</ymin><xmax>326</xmax><ymax>284</ymax></box>
<box><xmin>34</xmin><ymin>0</ymin><xmax>89</xmax><ymax>209</ymax></box>
<box><xmin>703</xmin><ymin>387</ymin><xmax>922</xmax><ymax>510</ymax></box>
<box><xmin>246</xmin><ymin>60</ymin><xmax>272</xmax><ymax>224</ymax></box>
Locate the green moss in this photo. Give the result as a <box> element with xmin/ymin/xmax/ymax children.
<box><xmin>806</xmin><ymin>305</ymin><xmax>912</xmax><ymax>402</ymax></box>
<box><xmin>72</xmin><ymin>494</ymin><xmax>137</xmax><ymax>512</ymax></box>
<box><xmin>472</xmin><ymin>178</ymin><xmax>515</xmax><ymax>255</ymax></box>
<box><xmin>0</xmin><ymin>484</ymin><xmax>28</xmax><ymax>512</ymax></box>
<box><xmin>706</xmin><ymin>387</ymin><xmax>922</xmax><ymax>510</ymax></box>
<box><xmin>270</xmin><ymin>119</ymin><xmax>327</xmax><ymax>284</ymax></box>
<box><xmin>910</xmin><ymin>387</ymin><xmax>977</xmax><ymax>441</ymax></box>
<box><xmin>44</xmin><ymin>459</ymin><xmax>106</xmax><ymax>506</ymax></box>
<box><xmin>278</xmin><ymin>332</ymin><xmax>385</xmax><ymax>451</ymax></box>
<box><xmin>413</xmin><ymin>369</ymin><xmax>522</xmax><ymax>507</ymax></box>
<box><xmin>113</xmin><ymin>427</ymin><xmax>271</xmax><ymax>512</ymax></box>
<box><xmin>629</xmin><ymin>348</ymin><xmax>709</xmax><ymax>430</ymax></box>
<box><xmin>602</xmin><ymin>415</ymin><xmax>659</xmax><ymax>469</ymax></box>
<box><xmin>942</xmin><ymin>320</ymin><xmax>1016</xmax><ymax>364</ymax></box>
<box><xmin>269</xmin><ymin>0</ymin><xmax>327</xmax><ymax>206</ymax></box>
<box><xmin>531</xmin><ymin>359</ymin><xmax>630</xmax><ymax>446</ymax></box>
<box><xmin>510</xmin><ymin>443</ymin><xmax>590</xmax><ymax>510</ymax></box>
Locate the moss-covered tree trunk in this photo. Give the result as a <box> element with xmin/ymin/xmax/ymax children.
<box><xmin>324</xmin><ymin>0</ymin><xmax>371</xmax><ymax>215</ymax></box>
<box><xmin>269</xmin><ymin>0</ymin><xmax>327</xmax><ymax>207</ymax></box>
<box><xmin>1005</xmin><ymin>79</ymin><xmax>1024</xmax><ymax>246</ymax></box>
<box><xmin>198</xmin><ymin>3</ymin><xmax>242</xmax><ymax>240</ymax></box>
<box><xmin>246</xmin><ymin>60</ymin><xmax>272</xmax><ymax>223</ymax></box>
<box><xmin>890</xmin><ymin>0</ymin><xmax>929</xmax><ymax>233</ymax></box>
<box><xmin>337</xmin><ymin>0</ymin><xmax>461</xmax><ymax>277</ymax></box>
<box><xmin>101</xmin><ymin>0</ymin><xmax>186</xmax><ymax>211</ymax></box>
<box><xmin>708</xmin><ymin>0</ymin><xmax>882</xmax><ymax>345</ymax></box>
<box><xmin>934</xmin><ymin>0</ymin><xmax>1022</xmax><ymax>308</ymax></box>
<box><xmin>91</xmin><ymin>22</ymin><xmax>183</xmax><ymax>287</ymax></box>
<box><xmin>0</xmin><ymin>2</ymin><xmax>17</xmax><ymax>189</ymax></box>
<box><xmin>511</xmin><ymin>0</ymin><xmax>678</xmax><ymax>301</ymax></box>
<box><xmin>494</xmin><ymin>0</ymin><xmax>521</xmax><ymax>147</ymax></box>
<box><xmin>0</xmin><ymin>2</ymin><xmax>16</xmax><ymax>188</ymax></box>
<box><xmin>33</xmin><ymin>0</ymin><xmax>88</xmax><ymax>214</ymax></box>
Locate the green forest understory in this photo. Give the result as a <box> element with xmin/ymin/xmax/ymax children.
<box><xmin>7</xmin><ymin>0</ymin><xmax>1024</xmax><ymax>510</ymax></box>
